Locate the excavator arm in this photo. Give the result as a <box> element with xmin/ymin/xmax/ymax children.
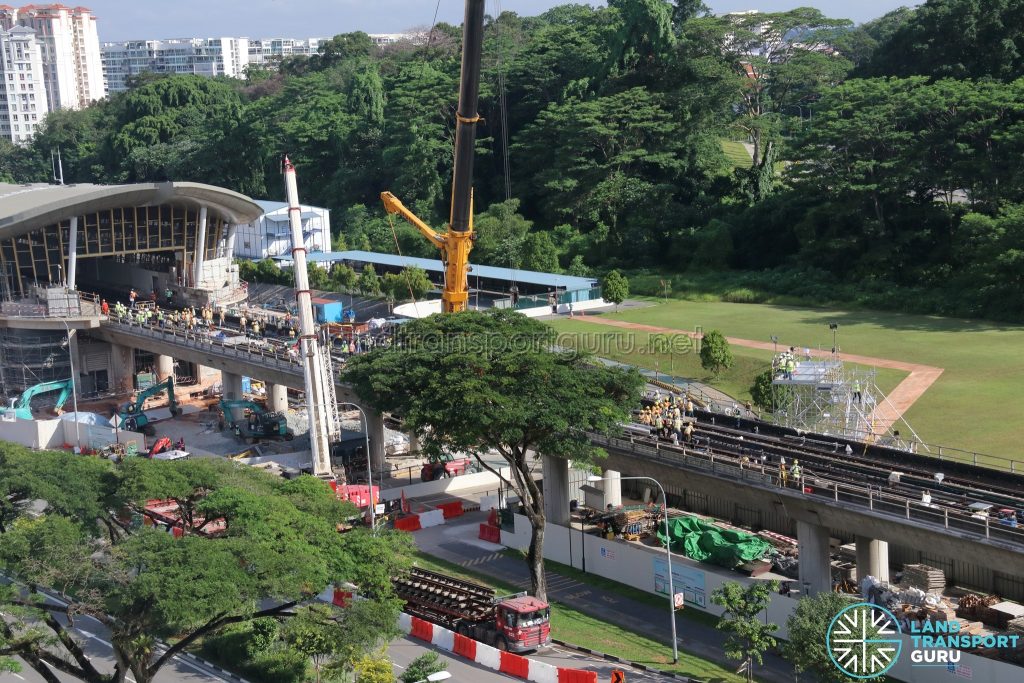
<box><xmin>3</xmin><ymin>379</ymin><xmax>75</xmax><ymax>419</ymax></box>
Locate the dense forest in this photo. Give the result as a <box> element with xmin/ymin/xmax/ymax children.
<box><xmin>2</xmin><ymin>0</ymin><xmax>1023</xmax><ymax>320</ymax></box>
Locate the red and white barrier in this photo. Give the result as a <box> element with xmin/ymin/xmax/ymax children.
<box><xmin>398</xmin><ymin>613</ymin><xmax>596</xmax><ymax>683</ymax></box>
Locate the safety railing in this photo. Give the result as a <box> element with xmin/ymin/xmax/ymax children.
<box><xmin>588</xmin><ymin>432</ymin><xmax>1024</xmax><ymax>550</ymax></box>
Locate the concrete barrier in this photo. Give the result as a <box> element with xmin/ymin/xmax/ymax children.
<box><xmin>380</xmin><ymin>466</ymin><xmax>512</xmax><ymax>501</ymax></box>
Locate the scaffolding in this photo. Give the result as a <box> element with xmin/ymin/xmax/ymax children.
<box><xmin>770</xmin><ymin>352</ymin><xmax>925</xmax><ymax>451</ymax></box>
<box><xmin>0</xmin><ymin>328</ymin><xmax>71</xmax><ymax>400</ymax></box>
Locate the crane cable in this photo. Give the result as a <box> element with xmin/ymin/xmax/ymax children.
<box><xmin>381</xmin><ymin>0</ymin><xmax>446</xmax><ymax>311</ymax></box>
<box><xmin>493</xmin><ymin>0</ymin><xmax>518</xmax><ymax>304</ymax></box>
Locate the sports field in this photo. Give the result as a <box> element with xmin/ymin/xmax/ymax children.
<box><xmin>549</xmin><ymin>299</ymin><xmax>1024</xmax><ymax>460</ymax></box>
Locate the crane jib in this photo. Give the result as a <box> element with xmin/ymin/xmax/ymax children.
<box><xmin>448</xmin><ymin>0</ymin><xmax>486</xmax><ymax>234</ymax></box>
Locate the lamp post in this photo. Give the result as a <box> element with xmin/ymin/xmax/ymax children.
<box><xmin>59</xmin><ymin>319</ymin><xmax>81</xmax><ymax>452</ymax></box>
<box><xmin>828</xmin><ymin>323</ymin><xmax>839</xmax><ymax>356</ymax></box>
<box><xmin>770</xmin><ymin>335</ymin><xmax>778</xmax><ymax>355</ymax></box>
<box><xmin>339</xmin><ymin>402</ymin><xmax>375</xmax><ymax>529</ymax></box>
<box><xmin>588</xmin><ymin>474</ymin><xmax>678</xmax><ymax>664</ymax></box>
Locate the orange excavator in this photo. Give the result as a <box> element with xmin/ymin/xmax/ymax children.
<box><xmin>380</xmin><ymin>0</ymin><xmax>485</xmax><ymax>314</ymax></box>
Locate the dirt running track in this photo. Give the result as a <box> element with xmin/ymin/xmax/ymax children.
<box><xmin>572</xmin><ymin>316</ymin><xmax>944</xmax><ymax>435</ymax></box>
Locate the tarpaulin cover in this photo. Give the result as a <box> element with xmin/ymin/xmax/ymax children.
<box><xmin>657</xmin><ymin>516</ymin><xmax>772</xmax><ymax>568</ymax></box>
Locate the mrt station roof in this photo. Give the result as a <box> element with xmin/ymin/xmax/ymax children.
<box><xmin>0</xmin><ymin>181</ymin><xmax>264</xmax><ymax>240</ymax></box>
<box><xmin>273</xmin><ymin>250</ymin><xmax>597</xmax><ymax>291</ymax></box>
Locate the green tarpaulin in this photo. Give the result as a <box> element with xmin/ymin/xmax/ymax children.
<box><xmin>656</xmin><ymin>516</ymin><xmax>773</xmax><ymax>568</ymax></box>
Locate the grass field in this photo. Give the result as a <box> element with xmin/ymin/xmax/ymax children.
<box><xmin>720</xmin><ymin>139</ymin><xmax>752</xmax><ymax>169</ymax></box>
<box><xmin>551</xmin><ymin>299</ymin><xmax>1024</xmax><ymax>459</ymax></box>
<box><xmin>411</xmin><ymin>552</ymin><xmax>747</xmax><ymax>683</ymax></box>
<box><xmin>550</xmin><ymin>318</ymin><xmax>907</xmax><ymax>408</ymax></box>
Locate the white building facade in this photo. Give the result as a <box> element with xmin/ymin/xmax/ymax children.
<box><xmin>247</xmin><ymin>37</ymin><xmax>326</xmax><ymax>68</ymax></box>
<box><xmin>1</xmin><ymin>4</ymin><xmax>105</xmax><ymax>110</ymax></box>
<box><xmin>234</xmin><ymin>200</ymin><xmax>330</xmax><ymax>260</ymax></box>
<box><xmin>0</xmin><ymin>24</ymin><xmax>49</xmax><ymax>143</ymax></box>
<box><xmin>101</xmin><ymin>37</ymin><xmax>249</xmax><ymax>93</ymax></box>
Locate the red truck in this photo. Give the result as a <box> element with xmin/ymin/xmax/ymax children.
<box><xmin>394</xmin><ymin>567</ymin><xmax>551</xmax><ymax>652</ymax></box>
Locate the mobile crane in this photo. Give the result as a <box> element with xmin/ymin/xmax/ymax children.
<box><xmin>0</xmin><ymin>379</ymin><xmax>75</xmax><ymax>420</ymax></box>
<box><xmin>380</xmin><ymin>0</ymin><xmax>485</xmax><ymax>314</ymax></box>
<box><xmin>116</xmin><ymin>377</ymin><xmax>180</xmax><ymax>436</ymax></box>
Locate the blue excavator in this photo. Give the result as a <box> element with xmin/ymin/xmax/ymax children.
<box><xmin>116</xmin><ymin>376</ymin><xmax>180</xmax><ymax>436</ymax></box>
<box><xmin>0</xmin><ymin>379</ymin><xmax>75</xmax><ymax>420</ymax></box>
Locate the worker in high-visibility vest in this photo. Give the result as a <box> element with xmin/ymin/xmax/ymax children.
<box><xmin>791</xmin><ymin>460</ymin><xmax>802</xmax><ymax>489</ymax></box>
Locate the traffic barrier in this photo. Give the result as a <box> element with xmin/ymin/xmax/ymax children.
<box><xmin>419</xmin><ymin>509</ymin><xmax>445</xmax><ymax>528</ymax></box>
<box><xmin>394</xmin><ymin>514</ymin><xmax>421</xmax><ymax>532</ymax></box>
<box><xmin>479</xmin><ymin>523</ymin><xmax>501</xmax><ymax>543</ymax></box>
<box><xmin>557</xmin><ymin>669</ymin><xmax>598</xmax><ymax>683</ymax></box>
<box><xmin>398</xmin><ymin>612</ymin><xmax>594</xmax><ymax>683</ymax></box>
<box><xmin>439</xmin><ymin>501</ymin><xmax>464</xmax><ymax>518</ymax></box>
<box><xmin>500</xmin><ymin>651</ymin><xmax>530</xmax><ymax>678</ymax></box>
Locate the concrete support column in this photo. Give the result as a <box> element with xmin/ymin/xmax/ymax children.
<box><xmin>407</xmin><ymin>429</ymin><xmax>420</xmax><ymax>455</ymax></box>
<box><xmin>797</xmin><ymin>520</ymin><xmax>832</xmax><ymax>596</ymax></box>
<box><xmin>155</xmin><ymin>355</ymin><xmax>174</xmax><ymax>382</ymax></box>
<box><xmin>366</xmin><ymin>408</ymin><xmax>387</xmax><ymax>473</ymax></box>
<box><xmin>66</xmin><ymin>216</ymin><xmax>78</xmax><ymax>289</ymax></box>
<box><xmin>222</xmin><ymin>371</ymin><xmax>244</xmax><ymax>401</ymax></box>
<box><xmin>602</xmin><ymin>469</ymin><xmax>622</xmax><ymax>509</ymax></box>
<box><xmin>542</xmin><ymin>455</ymin><xmax>570</xmax><ymax>526</ymax></box>
<box><xmin>855</xmin><ymin>536</ymin><xmax>890</xmax><ymax>584</ymax></box>
<box><xmin>224</xmin><ymin>223</ymin><xmax>238</xmax><ymax>258</ymax></box>
<box><xmin>67</xmin><ymin>328</ymin><xmax>81</xmax><ymax>396</ymax></box>
<box><xmin>267</xmin><ymin>383</ymin><xmax>288</xmax><ymax>413</ymax></box>
<box><xmin>109</xmin><ymin>343</ymin><xmax>135</xmax><ymax>393</ymax></box>
<box><xmin>192</xmin><ymin>206</ymin><xmax>208</xmax><ymax>287</ymax></box>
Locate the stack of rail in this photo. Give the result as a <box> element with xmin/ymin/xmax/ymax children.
<box><xmin>393</xmin><ymin>567</ymin><xmax>495</xmax><ymax>625</ymax></box>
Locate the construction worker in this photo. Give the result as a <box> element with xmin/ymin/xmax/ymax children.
<box><xmin>853</xmin><ymin>380</ymin><xmax>862</xmax><ymax>404</ymax></box>
<box><xmin>779</xmin><ymin>457</ymin><xmax>789</xmax><ymax>487</ymax></box>
<box><xmin>129</xmin><ymin>288</ymin><xmax>137</xmax><ymax>308</ymax></box>
<box><xmin>100</xmin><ymin>299</ymin><xmax>109</xmax><ymax>316</ymax></box>
<box><xmin>791</xmin><ymin>460</ymin><xmax>802</xmax><ymax>489</ymax></box>
<box><xmin>684</xmin><ymin>422</ymin><xmax>694</xmax><ymax>444</ymax></box>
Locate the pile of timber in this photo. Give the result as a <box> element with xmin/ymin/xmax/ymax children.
<box><xmin>902</xmin><ymin>564</ymin><xmax>946</xmax><ymax>592</ymax></box>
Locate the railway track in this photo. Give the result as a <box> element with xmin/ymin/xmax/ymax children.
<box><xmin>628</xmin><ymin>409</ymin><xmax>1024</xmax><ymax>519</ymax></box>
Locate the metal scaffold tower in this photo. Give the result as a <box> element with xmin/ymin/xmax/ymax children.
<box><xmin>770</xmin><ymin>350</ymin><xmax>925</xmax><ymax>451</ymax></box>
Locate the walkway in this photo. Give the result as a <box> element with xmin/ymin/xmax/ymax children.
<box><xmin>414</xmin><ymin>513</ymin><xmax>794</xmax><ymax>683</ymax></box>
<box><xmin>572</xmin><ymin>317</ymin><xmax>944</xmax><ymax>435</ymax></box>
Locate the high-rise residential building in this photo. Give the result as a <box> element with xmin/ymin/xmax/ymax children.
<box><xmin>100</xmin><ymin>37</ymin><xmax>249</xmax><ymax>93</ymax></box>
<box><xmin>247</xmin><ymin>37</ymin><xmax>327</xmax><ymax>68</ymax></box>
<box><xmin>0</xmin><ymin>23</ymin><xmax>49</xmax><ymax>143</ymax></box>
<box><xmin>1</xmin><ymin>4</ymin><xmax>104</xmax><ymax>110</ymax></box>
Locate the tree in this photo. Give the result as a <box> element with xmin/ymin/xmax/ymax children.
<box><xmin>399</xmin><ymin>651</ymin><xmax>447</xmax><ymax>683</ymax></box>
<box><xmin>520</xmin><ymin>232</ymin><xmax>561</xmax><ymax>273</ymax></box>
<box><xmin>283</xmin><ymin>605</ymin><xmax>343</xmax><ymax>683</ymax></box>
<box><xmin>357</xmin><ymin>265</ymin><xmax>381</xmax><ymax>296</ymax></box>
<box><xmin>710</xmin><ymin>580</ymin><xmax>779</xmax><ymax>683</ymax></box>
<box><xmin>749</xmin><ymin>369</ymin><xmax>774</xmax><ymax>412</ymax></box>
<box><xmin>0</xmin><ymin>445</ymin><xmax>412</xmax><ymax>683</ymax></box>
<box><xmin>567</xmin><ymin>255</ymin><xmax>590</xmax><ymax>277</ymax></box>
<box><xmin>601</xmin><ymin>270</ymin><xmax>629</xmax><ymax>310</ymax></box>
<box><xmin>352</xmin><ymin>654</ymin><xmax>394</xmax><ymax>683</ymax></box>
<box><xmin>343</xmin><ymin>310</ymin><xmax>643</xmax><ymax>601</ymax></box>
<box><xmin>699</xmin><ymin>329</ymin><xmax>733</xmax><ymax>375</ymax></box>
<box><xmin>696</xmin><ymin>8</ymin><xmax>852</xmax><ymax>198</ymax></box>
<box><xmin>330</xmin><ymin>264</ymin><xmax>358</xmax><ymax>291</ymax></box>
<box><xmin>861</xmin><ymin>0</ymin><xmax>1024</xmax><ymax>81</ymax></box>
<box><xmin>785</xmin><ymin>592</ymin><xmax>879</xmax><ymax>683</ymax></box>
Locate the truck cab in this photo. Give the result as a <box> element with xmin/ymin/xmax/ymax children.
<box><xmin>496</xmin><ymin>596</ymin><xmax>551</xmax><ymax>652</ymax></box>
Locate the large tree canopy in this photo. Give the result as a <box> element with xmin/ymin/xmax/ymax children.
<box><xmin>343</xmin><ymin>309</ymin><xmax>643</xmax><ymax>601</ymax></box>
<box><xmin>0</xmin><ymin>445</ymin><xmax>412</xmax><ymax>683</ymax></box>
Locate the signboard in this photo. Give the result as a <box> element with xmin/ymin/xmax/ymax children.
<box><xmin>674</xmin><ymin>592</ymin><xmax>685</xmax><ymax>609</ymax></box>
<box><xmin>653</xmin><ymin>557</ymin><xmax>706</xmax><ymax>608</ymax></box>
<box><xmin>611</xmin><ymin>670</ymin><xmax>626</xmax><ymax>683</ymax></box>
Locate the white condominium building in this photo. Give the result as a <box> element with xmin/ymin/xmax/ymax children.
<box><xmin>247</xmin><ymin>37</ymin><xmax>327</xmax><ymax>67</ymax></box>
<box><xmin>0</xmin><ymin>24</ymin><xmax>49</xmax><ymax>143</ymax></box>
<box><xmin>101</xmin><ymin>37</ymin><xmax>250</xmax><ymax>93</ymax></box>
<box><xmin>0</xmin><ymin>4</ymin><xmax>104</xmax><ymax>110</ymax></box>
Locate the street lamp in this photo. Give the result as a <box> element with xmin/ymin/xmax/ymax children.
<box><xmin>588</xmin><ymin>474</ymin><xmax>678</xmax><ymax>664</ymax></box>
<box><xmin>828</xmin><ymin>323</ymin><xmax>839</xmax><ymax>356</ymax></box>
<box><xmin>770</xmin><ymin>335</ymin><xmax>778</xmax><ymax>355</ymax></box>
<box><xmin>59</xmin><ymin>319</ymin><xmax>81</xmax><ymax>452</ymax></box>
<box><xmin>338</xmin><ymin>402</ymin><xmax>375</xmax><ymax>529</ymax></box>
<box><xmin>413</xmin><ymin>672</ymin><xmax>451</xmax><ymax>683</ymax></box>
